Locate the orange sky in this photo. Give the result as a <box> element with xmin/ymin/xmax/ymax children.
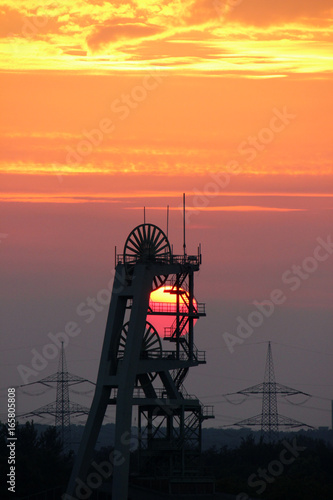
<box><xmin>0</xmin><ymin>0</ymin><xmax>332</xmax><ymax>197</ymax></box>
<box><xmin>1</xmin><ymin>1</ymin><xmax>333</xmax><ymax>427</ymax></box>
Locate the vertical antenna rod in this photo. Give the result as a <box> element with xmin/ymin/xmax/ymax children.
<box><xmin>144</xmin><ymin>206</ymin><xmax>146</xmax><ymax>224</ymax></box>
<box><xmin>183</xmin><ymin>193</ymin><xmax>186</xmax><ymax>257</ymax></box>
<box><xmin>166</xmin><ymin>205</ymin><xmax>169</xmax><ymax>239</ymax></box>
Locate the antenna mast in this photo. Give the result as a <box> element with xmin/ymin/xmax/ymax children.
<box><xmin>166</xmin><ymin>205</ymin><xmax>169</xmax><ymax>239</ymax></box>
<box><xmin>183</xmin><ymin>193</ymin><xmax>186</xmax><ymax>257</ymax></box>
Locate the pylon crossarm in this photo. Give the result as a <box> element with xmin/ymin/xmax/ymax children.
<box><xmin>18</xmin><ymin>380</ymin><xmax>53</xmax><ymax>388</ymax></box>
<box><xmin>233</xmin><ymin>413</ymin><xmax>313</xmax><ymax>430</ymax></box>
<box><xmin>275</xmin><ymin>382</ymin><xmax>311</xmax><ymax>397</ymax></box>
<box><xmin>233</xmin><ymin>414</ymin><xmax>262</xmax><ymax>427</ymax></box>
<box><xmin>235</xmin><ymin>383</ymin><xmax>265</xmax><ymax>395</ymax></box>
<box><xmin>223</xmin><ymin>383</ymin><xmax>264</xmax><ymax>397</ymax></box>
<box><xmin>277</xmin><ymin>414</ymin><xmax>314</xmax><ymax>428</ymax></box>
<box><xmin>19</xmin><ymin>401</ymin><xmax>90</xmax><ymax>419</ymax></box>
<box><xmin>225</xmin><ymin>382</ymin><xmax>311</xmax><ymax>397</ymax></box>
<box><xmin>19</xmin><ymin>403</ymin><xmax>58</xmax><ymax>419</ymax></box>
<box><xmin>68</xmin><ymin>402</ymin><xmax>91</xmax><ymax>413</ymax></box>
<box><xmin>19</xmin><ymin>372</ymin><xmax>94</xmax><ymax>387</ymax></box>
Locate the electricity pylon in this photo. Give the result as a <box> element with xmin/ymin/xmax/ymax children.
<box><xmin>228</xmin><ymin>342</ymin><xmax>313</xmax><ymax>442</ymax></box>
<box><xmin>19</xmin><ymin>342</ymin><xmax>93</xmax><ymax>450</ymax></box>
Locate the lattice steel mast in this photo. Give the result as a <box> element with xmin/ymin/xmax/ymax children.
<box><xmin>19</xmin><ymin>342</ymin><xmax>93</xmax><ymax>450</ymax></box>
<box><xmin>261</xmin><ymin>341</ymin><xmax>278</xmax><ymax>441</ymax></box>
<box><xmin>55</xmin><ymin>342</ymin><xmax>71</xmax><ymax>447</ymax></box>
<box><xmin>228</xmin><ymin>342</ymin><xmax>312</xmax><ymax>442</ymax></box>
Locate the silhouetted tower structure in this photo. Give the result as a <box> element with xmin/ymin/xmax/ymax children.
<box><xmin>20</xmin><ymin>342</ymin><xmax>92</xmax><ymax>450</ymax></box>
<box><xmin>261</xmin><ymin>341</ymin><xmax>278</xmax><ymax>441</ymax></box>
<box><xmin>55</xmin><ymin>342</ymin><xmax>71</xmax><ymax>447</ymax></box>
<box><xmin>66</xmin><ymin>222</ymin><xmax>214</xmax><ymax>500</ymax></box>
<box><xmin>229</xmin><ymin>342</ymin><xmax>312</xmax><ymax>442</ymax></box>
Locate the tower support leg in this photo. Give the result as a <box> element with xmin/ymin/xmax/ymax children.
<box><xmin>65</xmin><ymin>386</ymin><xmax>110</xmax><ymax>497</ymax></box>
<box><xmin>65</xmin><ymin>265</ymin><xmax>152</xmax><ymax>500</ymax></box>
<box><xmin>112</xmin><ymin>266</ymin><xmax>152</xmax><ymax>499</ymax></box>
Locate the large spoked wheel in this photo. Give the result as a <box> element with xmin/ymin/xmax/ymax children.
<box><xmin>118</xmin><ymin>321</ymin><xmax>162</xmax><ymax>382</ymax></box>
<box><xmin>117</xmin><ymin>321</ymin><xmax>162</xmax><ymax>360</ymax></box>
<box><xmin>123</xmin><ymin>224</ymin><xmax>171</xmax><ymax>290</ymax></box>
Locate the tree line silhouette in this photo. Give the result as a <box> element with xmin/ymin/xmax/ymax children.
<box><xmin>1</xmin><ymin>421</ymin><xmax>332</xmax><ymax>499</ymax></box>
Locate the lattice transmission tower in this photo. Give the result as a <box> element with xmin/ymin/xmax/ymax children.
<box><xmin>227</xmin><ymin>342</ymin><xmax>313</xmax><ymax>442</ymax></box>
<box><xmin>19</xmin><ymin>342</ymin><xmax>94</xmax><ymax>450</ymax></box>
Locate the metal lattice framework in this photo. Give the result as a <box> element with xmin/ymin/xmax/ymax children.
<box><xmin>138</xmin><ymin>404</ymin><xmax>203</xmax><ymax>477</ymax></box>
<box><xmin>55</xmin><ymin>341</ymin><xmax>70</xmax><ymax>445</ymax></box>
<box><xmin>261</xmin><ymin>341</ymin><xmax>278</xmax><ymax>439</ymax></box>
<box><xmin>19</xmin><ymin>342</ymin><xmax>93</xmax><ymax>450</ymax></box>
<box><xmin>228</xmin><ymin>342</ymin><xmax>313</xmax><ymax>442</ymax></box>
<box><xmin>66</xmin><ymin>223</ymin><xmax>214</xmax><ymax>500</ymax></box>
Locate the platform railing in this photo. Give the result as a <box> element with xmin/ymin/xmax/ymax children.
<box><xmin>117</xmin><ymin>349</ymin><xmax>205</xmax><ymax>362</ymax></box>
<box><xmin>202</xmin><ymin>405</ymin><xmax>215</xmax><ymax>418</ymax></box>
<box><xmin>148</xmin><ymin>301</ymin><xmax>205</xmax><ymax>315</ymax></box>
<box><xmin>116</xmin><ymin>253</ymin><xmax>201</xmax><ymax>266</ymax></box>
<box><xmin>126</xmin><ymin>299</ymin><xmax>205</xmax><ymax>315</ymax></box>
<box><xmin>110</xmin><ymin>387</ymin><xmax>200</xmax><ymax>402</ymax></box>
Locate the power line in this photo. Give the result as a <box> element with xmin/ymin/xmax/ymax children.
<box><xmin>270</xmin><ymin>340</ymin><xmax>333</xmax><ymax>357</ymax></box>
<box><xmin>18</xmin><ymin>342</ymin><xmax>94</xmax><ymax>451</ymax></box>
<box><xmin>223</xmin><ymin>342</ymin><xmax>313</xmax><ymax>442</ymax></box>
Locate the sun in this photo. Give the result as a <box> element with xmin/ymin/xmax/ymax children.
<box><xmin>148</xmin><ymin>285</ymin><xmax>197</xmax><ymax>337</ymax></box>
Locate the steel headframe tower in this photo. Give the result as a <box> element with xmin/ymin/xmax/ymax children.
<box><xmin>19</xmin><ymin>342</ymin><xmax>92</xmax><ymax>451</ymax></box>
<box><xmin>231</xmin><ymin>342</ymin><xmax>312</xmax><ymax>442</ymax></box>
<box><xmin>66</xmin><ymin>223</ymin><xmax>213</xmax><ymax>499</ymax></box>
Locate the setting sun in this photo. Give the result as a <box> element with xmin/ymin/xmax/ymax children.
<box><xmin>148</xmin><ymin>285</ymin><xmax>198</xmax><ymax>337</ymax></box>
